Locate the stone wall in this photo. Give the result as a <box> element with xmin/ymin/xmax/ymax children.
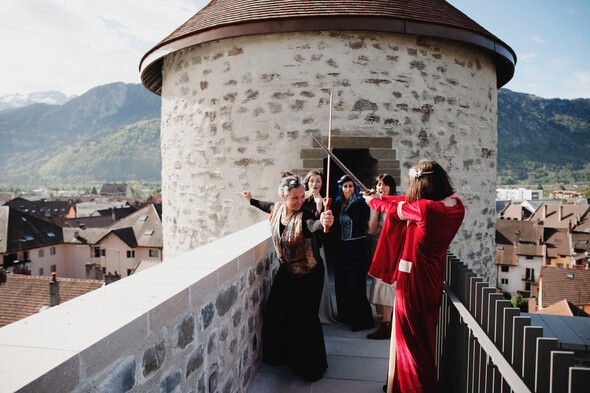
<box><xmin>0</xmin><ymin>221</ymin><xmax>274</xmax><ymax>393</ymax></box>
<box><xmin>160</xmin><ymin>30</ymin><xmax>498</xmax><ymax>282</ymax></box>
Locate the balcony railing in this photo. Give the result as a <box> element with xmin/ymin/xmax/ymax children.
<box><xmin>437</xmin><ymin>255</ymin><xmax>590</xmax><ymax>393</ymax></box>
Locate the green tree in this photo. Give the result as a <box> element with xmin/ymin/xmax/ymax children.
<box><xmin>511</xmin><ymin>294</ymin><xmax>529</xmax><ymax>312</ymax></box>
<box><xmin>584</xmin><ymin>187</ymin><xmax>590</xmax><ymax>198</ymax></box>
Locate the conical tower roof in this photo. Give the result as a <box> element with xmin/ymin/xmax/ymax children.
<box><xmin>140</xmin><ymin>0</ymin><xmax>515</xmax><ymax>95</ymax></box>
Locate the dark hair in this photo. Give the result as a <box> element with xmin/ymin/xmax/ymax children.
<box><xmin>405</xmin><ymin>159</ymin><xmax>455</xmax><ymax>203</ymax></box>
<box><xmin>303</xmin><ymin>170</ymin><xmax>323</xmax><ymax>191</ymax></box>
<box><xmin>374</xmin><ymin>174</ymin><xmax>396</xmax><ymax>195</ymax></box>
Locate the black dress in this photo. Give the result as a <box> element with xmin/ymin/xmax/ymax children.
<box><xmin>250</xmin><ymin>199</ymin><xmax>328</xmax><ymax>381</ymax></box>
<box><xmin>332</xmin><ymin>196</ymin><xmax>374</xmax><ymax>331</ymax></box>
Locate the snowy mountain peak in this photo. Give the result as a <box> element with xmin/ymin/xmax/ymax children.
<box><xmin>0</xmin><ymin>90</ymin><xmax>73</xmax><ymax>111</ymax></box>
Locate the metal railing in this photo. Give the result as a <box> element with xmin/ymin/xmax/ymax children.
<box><xmin>436</xmin><ymin>255</ymin><xmax>590</xmax><ymax>393</ymax></box>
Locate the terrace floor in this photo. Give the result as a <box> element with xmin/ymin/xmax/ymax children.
<box><xmin>247</xmin><ymin>275</ymin><xmax>390</xmax><ymax>393</ymax></box>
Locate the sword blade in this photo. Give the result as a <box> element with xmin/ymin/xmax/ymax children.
<box><xmin>311</xmin><ymin>134</ymin><xmax>372</xmax><ymax>194</ymax></box>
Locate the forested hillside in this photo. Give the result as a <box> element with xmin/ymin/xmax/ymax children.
<box><xmin>0</xmin><ymin>84</ymin><xmax>588</xmax><ymax>187</ymax></box>
<box><xmin>497</xmin><ymin>89</ymin><xmax>590</xmax><ymax>186</ymax></box>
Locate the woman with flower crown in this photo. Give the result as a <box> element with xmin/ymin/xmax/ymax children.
<box><xmin>364</xmin><ymin>159</ymin><xmax>465</xmax><ymax>393</ymax></box>
<box><xmin>331</xmin><ymin>174</ymin><xmax>374</xmax><ymax>332</ymax></box>
<box><xmin>241</xmin><ymin>172</ymin><xmax>334</xmax><ymax>382</ymax></box>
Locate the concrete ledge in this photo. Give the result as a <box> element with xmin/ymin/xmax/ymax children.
<box><xmin>0</xmin><ymin>221</ymin><xmax>274</xmax><ymax>393</ymax></box>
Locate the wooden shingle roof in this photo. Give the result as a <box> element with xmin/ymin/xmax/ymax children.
<box><xmin>140</xmin><ymin>0</ymin><xmax>516</xmax><ymax>95</ymax></box>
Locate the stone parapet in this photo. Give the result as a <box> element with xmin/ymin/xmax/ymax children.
<box><xmin>0</xmin><ymin>221</ymin><xmax>274</xmax><ymax>393</ymax></box>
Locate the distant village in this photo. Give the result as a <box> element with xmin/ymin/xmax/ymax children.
<box><xmin>495</xmin><ymin>187</ymin><xmax>590</xmax><ymax>318</ymax></box>
<box><xmin>0</xmin><ymin>184</ymin><xmax>589</xmax><ymax>327</ymax></box>
<box><xmin>0</xmin><ymin>183</ymin><xmax>162</xmax><ymax>327</ymax></box>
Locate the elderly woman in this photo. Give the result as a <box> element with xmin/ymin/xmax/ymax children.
<box><xmin>242</xmin><ymin>172</ymin><xmax>334</xmax><ymax>382</ymax></box>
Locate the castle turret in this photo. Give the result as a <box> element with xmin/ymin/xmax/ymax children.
<box><xmin>140</xmin><ymin>0</ymin><xmax>515</xmax><ymax>279</ymax></box>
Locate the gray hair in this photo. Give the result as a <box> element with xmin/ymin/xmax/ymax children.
<box><xmin>278</xmin><ymin>175</ymin><xmax>304</xmax><ymax>197</ymax></box>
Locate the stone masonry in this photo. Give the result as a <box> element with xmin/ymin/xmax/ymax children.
<box><xmin>160</xmin><ymin>31</ymin><xmax>499</xmax><ymax>283</ymax></box>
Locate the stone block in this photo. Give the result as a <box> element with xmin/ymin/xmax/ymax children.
<box><xmin>369</xmin><ymin>148</ymin><xmax>397</xmax><ymax>160</ymax></box>
<box><xmin>159</xmin><ymin>371</ymin><xmax>181</xmax><ymax>393</ymax></box>
<box><xmin>176</xmin><ymin>315</ymin><xmax>195</xmax><ymax>349</ymax></box>
<box><xmin>302</xmin><ymin>158</ymin><xmax>324</xmax><ymax>168</ymax></box>
<box><xmin>96</xmin><ymin>357</ymin><xmax>136</xmax><ymax>393</ymax></box>
<box><xmin>300</xmin><ymin>149</ymin><xmax>327</xmax><ymax>159</ymax></box>
<box><xmin>142</xmin><ymin>339</ymin><xmax>166</xmax><ymax>377</ymax></box>
<box><xmin>186</xmin><ymin>345</ymin><xmax>205</xmax><ymax>379</ymax></box>
<box><xmin>200</xmin><ymin>303</ymin><xmax>215</xmax><ymax>330</ymax></box>
<box><xmin>215</xmin><ymin>284</ymin><xmax>238</xmax><ymax>317</ymax></box>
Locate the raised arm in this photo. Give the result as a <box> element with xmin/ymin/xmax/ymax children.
<box><xmin>241</xmin><ymin>191</ymin><xmax>274</xmax><ymax>214</ymax></box>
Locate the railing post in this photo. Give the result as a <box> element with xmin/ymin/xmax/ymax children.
<box><xmin>464</xmin><ymin>271</ymin><xmax>477</xmax><ymax>307</ymax></box>
<box><xmin>512</xmin><ymin>316</ymin><xmax>531</xmax><ymax>375</ymax></box>
<box><xmin>569</xmin><ymin>367</ymin><xmax>590</xmax><ymax>393</ymax></box>
<box><xmin>494</xmin><ymin>300</ymin><xmax>512</xmax><ymax>349</ymax></box>
<box><xmin>487</xmin><ymin>294</ymin><xmax>504</xmax><ymax>337</ymax></box>
<box><xmin>502</xmin><ymin>307</ymin><xmax>520</xmax><ymax>362</ymax></box>
<box><xmin>469</xmin><ymin>277</ymin><xmax>484</xmax><ymax>315</ymax></box>
<box><xmin>523</xmin><ymin>326</ymin><xmax>543</xmax><ymax>390</ymax></box>
<box><xmin>480</xmin><ymin>287</ymin><xmax>496</xmax><ymax>331</ymax></box>
<box><xmin>549</xmin><ymin>351</ymin><xmax>574</xmax><ymax>393</ymax></box>
<box><xmin>474</xmin><ymin>281</ymin><xmax>488</xmax><ymax>322</ymax></box>
<box><xmin>536</xmin><ymin>338</ymin><xmax>559</xmax><ymax>393</ymax></box>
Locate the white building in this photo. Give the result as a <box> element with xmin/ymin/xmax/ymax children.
<box><xmin>496</xmin><ymin>188</ymin><xmax>543</xmax><ymax>201</ymax></box>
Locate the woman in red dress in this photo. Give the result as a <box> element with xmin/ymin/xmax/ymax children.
<box><xmin>365</xmin><ymin>159</ymin><xmax>465</xmax><ymax>393</ymax></box>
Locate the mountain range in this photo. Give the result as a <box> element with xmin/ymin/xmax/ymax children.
<box><xmin>0</xmin><ymin>83</ymin><xmax>588</xmax><ymax>188</ymax></box>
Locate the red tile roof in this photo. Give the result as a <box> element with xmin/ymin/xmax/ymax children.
<box><xmin>529</xmin><ymin>203</ymin><xmax>589</xmax><ymax>230</ymax></box>
<box><xmin>140</xmin><ymin>0</ymin><xmax>515</xmax><ymax>94</ymax></box>
<box><xmin>539</xmin><ymin>267</ymin><xmax>590</xmax><ymax>309</ymax></box>
<box><xmin>0</xmin><ymin>273</ymin><xmax>103</xmax><ymax>327</ymax></box>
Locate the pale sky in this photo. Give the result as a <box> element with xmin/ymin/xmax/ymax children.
<box><xmin>1</xmin><ymin>0</ymin><xmax>588</xmax><ymax>99</ymax></box>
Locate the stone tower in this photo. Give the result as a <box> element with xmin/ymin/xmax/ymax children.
<box><xmin>140</xmin><ymin>0</ymin><xmax>515</xmax><ymax>281</ymax></box>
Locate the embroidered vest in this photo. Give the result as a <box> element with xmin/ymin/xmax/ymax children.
<box><xmin>269</xmin><ymin>203</ymin><xmax>317</xmax><ymax>275</ymax></box>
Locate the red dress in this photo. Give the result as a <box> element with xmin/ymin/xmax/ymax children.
<box><xmin>368</xmin><ymin>196</ymin><xmax>465</xmax><ymax>393</ymax></box>
<box><xmin>368</xmin><ymin>195</ymin><xmax>407</xmax><ymax>285</ymax></box>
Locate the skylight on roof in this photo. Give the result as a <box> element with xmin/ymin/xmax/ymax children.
<box><xmin>21</xmin><ymin>217</ymin><xmax>27</xmax><ymax>222</ymax></box>
<box><xmin>47</xmin><ymin>232</ymin><xmax>56</xmax><ymax>237</ymax></box>
<box><xmin>144</xmin><ymin>230</ymin><xmax>154</xmax><ymax>236</ymax></box>
<box><xmin>24</xmin><ymin>235</ymin><xmax>34</xmax><ymax>241</ymax></box>
<box><xmin>138</xmin><ymin>215</ymin><xmax>148</xmax><ymax>222</ymax></box>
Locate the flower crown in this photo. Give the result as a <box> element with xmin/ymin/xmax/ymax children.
<box><xmin>409</xmin><ymin>167</ymin><xmax>433</xmax><ymax>179</ymax></box>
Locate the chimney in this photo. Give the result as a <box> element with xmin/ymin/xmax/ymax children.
<box><xmin>568</xmin><ymin>220</ymin><xmax>572</xmax><ymax>234</ymax></box>
<box><xmin>559</xmin><ymin>205</ymin><xmax>563</xmax><ymax>221</ymax></box>
<box><xmin>49</xmin><ymin>272</ymin><xmax>60</xmax><ymax>306</ymax></box>
<box><xmin>543</xmin><ymin>204</ymin><xmax>548</xmax><ymax>220</ymax></box>
<box><xmin>111</xmin><ymin>207</ymin><xmax>116</xmax><ymax>221</ymax></box>
<box><xmin>0</xmin><ymin>268</ymin><xmax>6</xmax><ymax>285</ymax></box>
<box><xmin>515</xmin><ymin>230</ymin><xmax>521</xmax><ymax>245</ymax></box>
